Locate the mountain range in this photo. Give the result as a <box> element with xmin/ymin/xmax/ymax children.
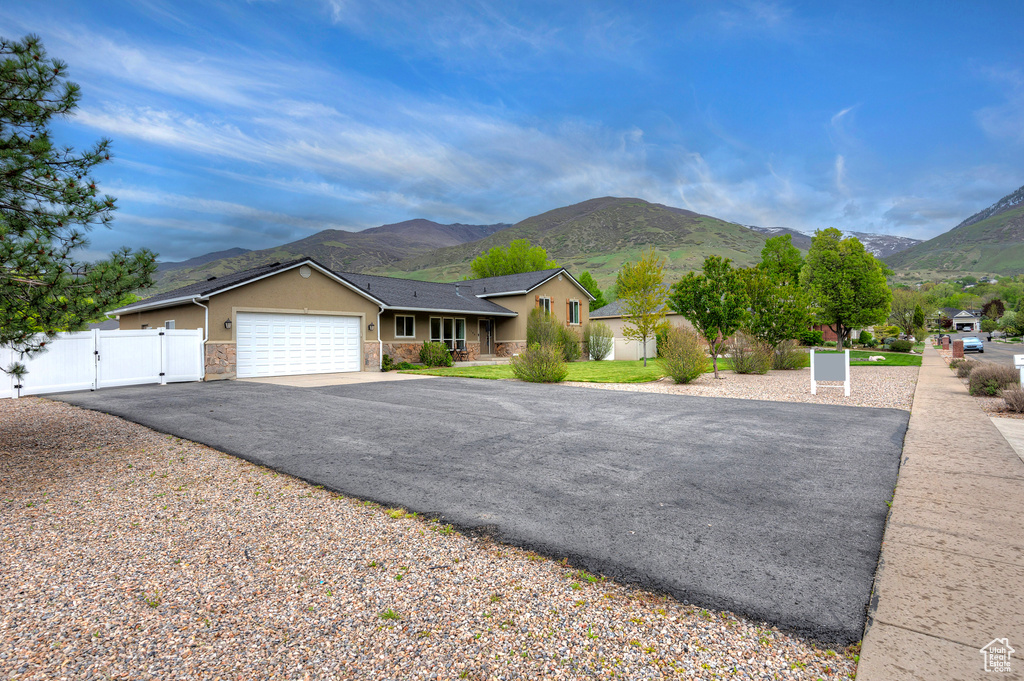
<box><xmin>150</xmin><ymin>187</ymin><xmax>1024</xmax><ymax>294</ymax></box>
<box><xmin>884</xmin><ymin>184</ymin><xmax>1024</xmax><ymax>279</ymax></box>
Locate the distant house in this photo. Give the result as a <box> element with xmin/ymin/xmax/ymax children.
<box><xmin>933</xmin><ymin>307</ymin><xmax>982</xmax><ymax>332</ymax></box>
<box><xmin>588</xmin><ymin>300</ymin><xmax>692</xmax><ymax>360</ymax></box>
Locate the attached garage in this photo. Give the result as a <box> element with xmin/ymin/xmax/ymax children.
<box><xmin>236</xmin><ymin>312</ymin><xmax>361</xmax><ymax>378</ymax></box>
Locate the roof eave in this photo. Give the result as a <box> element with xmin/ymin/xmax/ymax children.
<box><xmin>384</xmin><ymin>305</ymin><xmax>517</xmax><ymax>317</ymax></box>
<box><xmin>110</xmin><ymin>294</ymin><xmax>208</xmax><ymax>315</ymax></box>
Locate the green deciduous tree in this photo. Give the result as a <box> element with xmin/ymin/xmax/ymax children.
<box><xmin>0</xmin><ymin>34</ymin><xmax>156</xmax><ymax>361</ymax></box>
<box><xmin>615</xmin><ymin>248</ymin><xmax>668</xmax><ymax>367</ymax></box>
<box><xmin>799</xmin><ymin>228</ymin><xmax>892</xmax><ymax>347</ymax></box>
<box><xmin>669</xmin><ymin>255</ymin><xmax>748</xmax><ymax>379</ymax></box>
<box><xmin>741</xmin><ymin>267</ymin><xmax>811</xmax><ymax>351</ymax></box>
<box><xmin>758</xmin><ymin>234</ymin><xmax>804</xmax><ymax>285</ymax></box>
<box><xmin>577</xmin><ymin>270</ymin><xmax>606</xmax><ymax>310</ymax></box>
<box><xmin>469</xmin><ymin>238</ymin><xmax>557</xmax><ymax>279</ymax></box>
<box><xmin>888</xmin><ymin>288</ymin><xmax>926</xmax><ymax>337</ymax></box>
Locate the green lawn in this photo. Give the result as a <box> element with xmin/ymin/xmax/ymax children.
<box><xmin>403</xmin><ymin>360</ymin><xmax>666</xmax><ymax>382</ymax></box>
<box><xmin>403</xmin><ymin>348</ymin><xmax>920</xmax><ymax>382</ymax></box>
<box><xmin>849</xmin><ymin>350</ymin><xmax>922</xmax><ymax>366</ymax></box>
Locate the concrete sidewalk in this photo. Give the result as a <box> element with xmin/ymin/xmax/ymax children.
<box><xmin>859</xmin><ymin>345</ymin><xmax>1024</xmax><ymax>680</ymax></box>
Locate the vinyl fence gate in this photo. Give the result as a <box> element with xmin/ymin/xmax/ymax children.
<box><xmin>0</xmin><ymin>328</ymin><xmax>204</xmax><ymax>399</ymax></box>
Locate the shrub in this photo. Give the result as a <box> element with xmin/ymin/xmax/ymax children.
<box><xmin>527</xmin><ymin>308</ymin><xmax>561</xmax><ymax>348</ymax></box>
<box><xmin>954</xmin><ymin>359</ymin><xmax>979</xmax><ymax>378</ymax></box>
<box><xmin>822</xmin><ymin>340</ymin><xmax>837</xmax><ymax>348</ymax></box>
<box><xmin>857</xmin><ymin>331</ymin><xmax>873</xmax><ymax>345</ymax></box>
<box><xmin>799</xmin><ymin>329</ymin><xmax>823</xmax><ymax>346</ymax></box>
<box><xmin>1003</xmin><ymin>386</ymin><xmax>1024</xmax><ymax>413</ymax></box>
<box><xmin>889</xmin><ymin>339</ymin><xmax>913</xmax><ymax>353</ymax></box>
<box><xmin>771</xmin><ymin>339</ymin><xmax>805</xmax><ymax>370</ymax></box>
<box><xmin>730</xmin><ymin>332</ymin><xmax>772</xmax><ymax>374</ymax></box>
<box><xmin>969</xmin><ymin>363</ymin><xmax>1020</xmax><ymax>396</ymax></box>
<box><xmin>381</xmin><ymin>354</ymin><xmax>395</xmax><ymax>372</ymax></box>
<box><xmin>419</xmin><ymin>341</ymin><xmax>453</xmax><ymax>367</ymax></box>
<box><xmin>654</xmin><ymin>320</ymin><xmax>674</xmax><ymax>358</ymax></box>
<box><xmin>874</xmin><ymin>325</ymin><xmax>901</xmax><ymax>340</ymax></box>
<box><xmin>558</xmin><ymin>325</ymin><xmax>582</xmax><ymax>362</ymax></box>
<box><xmin>396</xmin><ymin>361</ymin><xmax>416</xmax><ymax>370</ymax></box>
<box><xmin>658</xmin><ymin>326</ymin><xmax>710</xmax><ymax>384</ymax></box>
<box><xmin>583</xmin><ymin>321</ymin><xmax>613</xmax><ymax>360</ymax></box>
<box><xmin>510</xmin><ymin>343</ymin><xmax>568</xmax><ymax>383</ymax></box>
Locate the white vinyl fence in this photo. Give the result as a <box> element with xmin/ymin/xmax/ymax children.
<box><xmin>0</xmin><ymin>328</ymin><xmax>204</xmax><ymax>399</ymax></box>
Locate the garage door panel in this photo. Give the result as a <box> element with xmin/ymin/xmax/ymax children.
<box><xmin>236</xmin><ymin>312</ymin><xmax>361</xmax><ymax>378</ymax></box>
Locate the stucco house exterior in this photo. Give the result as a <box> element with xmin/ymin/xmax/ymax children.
<box><xmin>588</xmin><ymin>300</ymin><xmax>693</xmax><ymax>360</ymax></box>
<box><xmin>113</xmin><ymin>259</ymin><xmax>593</xmax><ymax>380</ymax></box>
<box><xmin>932</xmin><ymin>307</ymin><xmax>982</xmax><ymax>332</ymax></box>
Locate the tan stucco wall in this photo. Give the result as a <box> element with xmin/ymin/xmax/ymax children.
<box><xmin>119</xmin><ymin>267</ymin><xmax>383</xmax><ymax>372</ymax></box>
<box><xmin>118</xmin><ymin>303</ymin><xmax>206</xmax><ymax>332</ymax></box>
<box><xmin>491</xmin><ymin>274</ymin><xmax>591</xmax><ymax>342</ymax></box>
<box><xmin>593</xmin><ymin>313</ymin><xmax>693</xmax><ymax>337</ymax></box>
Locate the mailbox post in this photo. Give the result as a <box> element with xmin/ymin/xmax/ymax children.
<box><xmin>1015</xmin><ymin>355</ymin><xmax>1024</xmax><ymax>388</ymax></box>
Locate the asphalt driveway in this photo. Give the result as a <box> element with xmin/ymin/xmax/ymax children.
<box><xmin>56</xmin><ymin>378</ymin><xmax>909</xmax><ymax>644</ymax></box>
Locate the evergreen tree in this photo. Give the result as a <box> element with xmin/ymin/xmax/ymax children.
<box><xmin>0</xmin><ymin>34</ymin><xmax>155</xmax><ymax>361</ymax></box>
<box><xmin>577</xmin><ymin>271</ymin><xmax>606</xmax><ymax>310</ymax></box>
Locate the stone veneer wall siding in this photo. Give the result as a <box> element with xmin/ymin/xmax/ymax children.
<box><xmin>363</xmin><ymin>342</ymin><xmax>381</xmax><ymax>371</ymax></box>
<box><xmin>494</xmin><ymin>341</ymin><xmax>526</xmax><ymax>357</ymax></box>
<box><xmin>205</xmin><ymin>343</ymin><xmax>236</xmax><ymax>380</ymax></box>
<box><xmin>384</xmin><ymin>342</ymin><xmax>482</xmax><ymax>363</ymax></box>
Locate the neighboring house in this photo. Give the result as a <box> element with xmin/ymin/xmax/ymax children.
<box><xmin>112</xmin><ymin>259</ymin><xmax>592</xmax><ymax>380</ymax></box>
<box><xmin>934</xmin><ymin>307</ymin><xmax>983</xmax><ymax>332</ymax></box>
<box><xmin>588</xmin><ymin>300</ymin><xmax>692</xmax><ymax>361</ymax></box>
<box><xmin>86</xmin><ymin>319</ymin><xmax>120</xmax><ymax>331</ymax></box>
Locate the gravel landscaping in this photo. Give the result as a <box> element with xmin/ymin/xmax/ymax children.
<box><xmin>936</xmin><ymin>347</ymin><xmax>1024</xmax><ymax>420</ymax></box>
<box><xmin>566</xmin><ymin>365</ymin><xmax>919</xmax><ymax>411</ymax></box>
<box><xmin>0</xmin><ymin>397</ymin><xmax>857</xmax><ymax>680</ymax></box>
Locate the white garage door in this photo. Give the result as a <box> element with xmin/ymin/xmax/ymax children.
<box><xmin>236</xmin><ymin>312</ymin><xmax>361</xmax><ymax>378</ymax></box>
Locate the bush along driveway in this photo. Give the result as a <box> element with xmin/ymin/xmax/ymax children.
<box><xmin>57</xmin><ymin>377</ymin><xmax>911</xmax><ymax>645</ymax></box>
<box><xmin>409</xmin><ymin>349</ymin><xmax>920</xmax><ymax>382</ymax></box>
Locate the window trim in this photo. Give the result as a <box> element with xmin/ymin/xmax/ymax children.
<box><xmin>395</xmin><ymin>314</ymin><xmax>416</xmax><ymax>338</ymax></box>
<box><xmin>538</xmin><ymin>296</ymin><xmax>551</xmax><ymax>313</ymax></box>
<box><xmin>568</xmin><ymin>300</ymin><xmax>580</xmax><ymax>325</ymax></box>
<box><xmin>430</xmin><ymin>315</ymin><xmax>465</xmax><ymax>350</ymax></box>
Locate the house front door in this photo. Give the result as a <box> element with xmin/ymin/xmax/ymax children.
<box><xmin>480</xmin><ymin>320</ymin><xmax>493</xmax><ymax>355</ymax></box>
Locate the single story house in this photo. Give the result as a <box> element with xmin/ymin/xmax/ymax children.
<box><xmin>931</xmin><ymin>307</ymin><xmax>983</xmax><ymax>332</ymax></box>
<box><xmin>112</xmin><ymin>259</ymin><xmax>593</xmax><ymax>379</ymax></box>
<box><xmin>588</xmin><ymin>301</ymin><xmax>693</xmax><ymax>360</ymax></box>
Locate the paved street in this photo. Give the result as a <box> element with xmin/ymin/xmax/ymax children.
<box><xmin>943</xmin><ymin>331</ymin><xmax>1022</xmax><ymax>365</ymax></box>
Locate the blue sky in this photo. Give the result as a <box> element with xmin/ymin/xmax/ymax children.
<box><xmin>3</xmin><ymin>1</ymin><xmax>1023</xmax><ymax>261</ymax></box>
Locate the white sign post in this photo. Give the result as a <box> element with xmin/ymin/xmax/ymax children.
<box><xmin>1015</xmin><ymin>355</ymin><xmax>1024</xmax><ymax>388</ymax></box>
<box><xmin>811</xmin><ymin>349</ymin><xmax>850</xmax><ymax>396</ymax></box>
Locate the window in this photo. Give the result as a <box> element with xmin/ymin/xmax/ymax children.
<box><xmin>395</xmin><ymin>315</ymin><xmax>415</xmax><ymax>338</ymax></box>
<box><xmin>568</xmin><ymin>300</ymin><xmax>580</xmax><ymax>325</ymax></box>
<box><xmin>141</xmin><ymin>324</ymin><xmax>149</xmax><ymax>330</ymax></box>
<box><xmin>538</xmin><ymin>296</ymin><xmax>551</xmax><ymax>313</ymax></box>
<box><xmin>164</xmin><ymin>320</ymin><xmax>176</xmax><ymax>330</ymax></box>
<box><xmin>430</xmin><ymin>316</ymin><xmax>465</xmax><ymax>350</ymax></box>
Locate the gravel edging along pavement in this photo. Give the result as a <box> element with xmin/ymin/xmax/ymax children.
<box><xmin>0</xmin><ymin>397</ymin><xmax>858</xmax><ymax>680</ymax></box>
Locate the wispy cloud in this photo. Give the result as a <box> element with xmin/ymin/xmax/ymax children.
<box><xmin>975</xmin><ymin>67</ymin><xmax>1024</xmax><ymax>145</ymax></box>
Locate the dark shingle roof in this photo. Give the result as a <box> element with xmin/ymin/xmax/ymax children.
<box><xmin>335</xmin><ymin>272</ymin><xmax>516</xmax><ymax>315</ymax></box>
<box><xmin>460</xmin><ymin>268</ymin><xmax>564</xmax><ymax>297</ymax></box>
<box><xmin>117</xmin><ymin>259</ymin><xmax>588</xmax><ymax>317</ymax></box>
